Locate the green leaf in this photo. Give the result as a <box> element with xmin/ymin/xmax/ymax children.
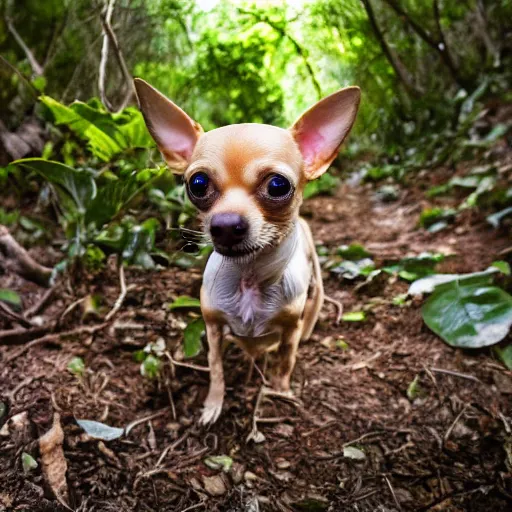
<box><xmin>303</xmin><ymin>172</ymin><xmax>340</xmax><ymax>199</ymax></box>
<box><xmin>204</xmin><ymin>455</ymin><xmax>233</xmax><ymax>472</ymax></box>
<box><xmin>408</xmin><ymin>267</ymin><xmax>499</xmax><ymax>296</ymax></box>
<box><xmin>22</xmin><ymin>452</ymin><xmax>38</xmax><ymax>473</ymax></box>
<box><xmin>492</xmin><ymin>261</ymin><xmax>511</xmax><ymax>276</ymax></box>
<box><xmin>0</xmin><ymin>289</ymin><xmax>21</xmax><ymax>310</ymax></box>
<box><xmin>419</xmin><ymin>208</ymin><xmax>456</xmax><ymax>229</ymax></box>
<box><xmin>331</xmin><ymin>258</ymin><xmax>375</xmax><ymax>280</ymax></box>
<box><xmin>40</xmin><ymin>96</ymin><xmax>153</xmax><ymax>161</ymax></box>
<box><xmin>122</xmin><ymin>218</ymin><xmax>159</xmax><ymax>268</ymax></box>
<box><xmin>494</xmin><ymin>344</ymin><xmax>512</xmax><ymax>371</ymax></box>
<box><xmin>14</xmin><ymin>158</ymin><xmax>96</xmax><ymax>215</ymax></box>
<box><xmin>85</xmin><ymin>169</ymin><xmax>164</xmax><ymax>228</ymax></box>
<box><xmin>184</xmin><ymin>318</ymin><xmax>205</xmax><ymax>358</ymax></box>
<box><xmin>169</xmin><ymin>296</ymin><xmax>201</xmax><ymax>310</ymax></box>
<box><xmin>141</xmin><ymin>354</ymin><xmax>161</xmax><ymax>379</ymax></box>
<box><xmin>384</xmin><ymin>252</ymin><xmax>445</xmax><ymax>282</ymax></box>
<box><xmin>336</xmin><ymin>243</ymin><xmax>371</xmax><ymax>260</ymax></box>
<box><xmin>342</xmin><ymin>311</ymin><xmax>366</xmax><ymax>322</ymax></box>
<box><xmin>422</xmin><ymin>278</ymin><xmax>512</xmax><ymax>348</ymax></box>
<box><xmin>406</xmin><ymin>375</ymin><xmax>421</xmax><ymax>400</ymax></box>
<box><xmin>76</xmin><ymin>419</ymin><xmax>124</xmax><ymax>440</ymax></box>
<box><xmin>67</xmin><ymin>357</ymin><xmax>85</xmax><ymax>377</ymax></box>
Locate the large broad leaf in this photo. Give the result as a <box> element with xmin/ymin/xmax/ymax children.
<box><xmin>85</xmin><ymin>168</ymin><xmax>165</xmax><ymax>228</ymax></box>
<box><xmin>14</xmin><ymin>158</ymin><xmax>96</xmax><ymax>215</ymax></box>
<box><xmin>422</xmin><ymin>276</ymin><xmax>512</xmax><ymax>348</ymax></box>
<box><xmin>122</xmin><ymin>218</ymin><xmax>159</xmax><ymax>268</ymax></box>
<box><xmin>40</xmin><ymin>96</ymin><xmax>153</xmax><ymax>161</ymax></box>
<box><xmin>409</xmin><ymin>267</ymin><xmax>499</xmax><ymax>296</ymax></box>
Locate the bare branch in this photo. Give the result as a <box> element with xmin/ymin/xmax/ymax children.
<box><xmin>98</xmin><ymin>0</ymin><xmax>116</xmax><ymax>111</ymax></box>
<box><xmin>361</xmin><ymin>0</ymin><xmax>423</xmax><ymax>96</ymax></box>
<box><xmin>6</xmin><ymin>17</ymin><xmax>44</xmax><ymax>77</ymax></box>
<box><xmin>98</xmin><ymin>0</ymin><xmax>134</xmax><ymax>112</ymax></box>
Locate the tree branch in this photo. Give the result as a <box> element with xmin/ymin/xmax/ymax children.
<box><xmin>361</xmin><ymin>0</ymin><xmax>423</xmax><ymax>96</ymax></box>
<box><xmin>98</xmin><ymin>0</ymin><xmax>134</xmax><ymax>112</ymax></box>
<box><xmin>6</xmin><ymin>17</ymin><xmax>44</xmax><ymax>77</ymax></box>
<box><xmin>382</xmin><ymin>0</ymin><xmax>470</xmax><ymax>89</ymax></box>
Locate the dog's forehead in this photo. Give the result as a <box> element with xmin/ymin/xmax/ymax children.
<box><xmin>191</xmin><ymin>124</ymin><xmax>302</xmax><ymax>180</ymax></box>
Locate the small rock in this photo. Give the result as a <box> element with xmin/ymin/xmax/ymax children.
<box><xmin>276</xmin><ymin>458</ymin><xmax>290</xmax><ymax>469</ymax></box>
<box><xmin>203</xmin><ymin>474</ymin><xmax>227</xmax><ymax>496</ymax></box>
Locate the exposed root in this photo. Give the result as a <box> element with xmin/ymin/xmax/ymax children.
<box><xmin>0</xmin><ymin>224</ymin><xmax>53</xmax><ymax>287</ymax></box>
<box><xmin>324</xmin><ymin>294</ymin><xmax>343</xmax><ymax>324</ymax></box>
<box><xmin>105</xmin><ymin>264</ymin><xmax>127</xmax><ymax>321</ymax></box>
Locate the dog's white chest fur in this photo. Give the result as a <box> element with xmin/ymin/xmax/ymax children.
<box><xmin>202</xmin><ymin>223</ymin><xmax>311</xmax><ymax>337</ymax></box>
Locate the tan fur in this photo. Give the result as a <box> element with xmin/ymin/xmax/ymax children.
<box><xmin>134</xmin><ymin>78</ymin><xmax>360</xmax><ymax>424</ymax></box>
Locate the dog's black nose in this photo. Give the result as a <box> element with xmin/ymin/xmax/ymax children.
<box><xmin>210</xmin><ymin>213</ymin><xmax>249</xmax><ymax>248</ymax></box>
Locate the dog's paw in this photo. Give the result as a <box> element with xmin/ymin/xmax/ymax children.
<box><xmin>199</xmin><ymin>399</ymin><xmax>223</xmax><ymax>426</ymax></box>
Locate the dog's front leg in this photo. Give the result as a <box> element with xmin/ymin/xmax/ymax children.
<box><xmin>200</xmin><ymin>321</ymin><xmax>225</xmax><ymax>425</ymax></box>
<box><xmin>271</xmin><ymin>319</ymin><xmax>303</xmax><ymax>393</ymax></box>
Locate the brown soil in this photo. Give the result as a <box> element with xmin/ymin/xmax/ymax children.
<box><xmin>1</xmin><ymin>161</ymin><xmax>512</xmax><ymax>511</ymax></box>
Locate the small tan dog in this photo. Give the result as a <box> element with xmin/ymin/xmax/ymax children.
<box><xmin>134</xmin><ymin>79</ymin><xmax>360</xmax><ymax>424</ymax></box>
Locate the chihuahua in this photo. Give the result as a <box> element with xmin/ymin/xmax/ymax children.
<box><xmin>134</xmin><ymin>78</ymin><xmax>360</xmax><ymax>424</ymax></box>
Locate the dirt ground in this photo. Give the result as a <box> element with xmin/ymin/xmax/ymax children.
<box><xmin>1</xmin><ymin>157</ymin><xmax>512</xmax><ymax>511</ymax></box>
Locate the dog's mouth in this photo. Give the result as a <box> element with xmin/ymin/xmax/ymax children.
<box><xmin>213</xmin><ymin>244</ymin><xmax>261</xmax><ymax>258</ymax></box>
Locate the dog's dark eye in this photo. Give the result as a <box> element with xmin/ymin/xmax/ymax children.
<box><xmin>267</xmin><ymin>175</ymin><xmax>291</xmax><ymax>197</ymax></box>
<box><xmin>189</xmin><ymin>172</ymin><xmax>209</xmax><ymax>198</ymax></box>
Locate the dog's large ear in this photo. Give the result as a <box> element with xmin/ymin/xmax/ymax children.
<box><xmin>290</xmin><ymin>87</ymin><xmax>360</xmax><ymax>180</ymax></box>
<box><xmin>134</xmin><ymin>78</ymin><xmax>203</xmax><ymax>172</ymax></box>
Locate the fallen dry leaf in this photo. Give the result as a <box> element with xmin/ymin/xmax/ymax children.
<box><xmin>39</xmin><ymin>413</ymin><xmax>69</xmax><ymax>507</ymax></box>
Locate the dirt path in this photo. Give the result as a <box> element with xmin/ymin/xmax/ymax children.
<box><xmin>1</xmin><ymin>176</ymin><xmax>511</xmax><ymax>511</ymax></box>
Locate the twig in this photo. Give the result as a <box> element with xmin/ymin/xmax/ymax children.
<box><xmin>5</xmin><ymin>323</ymin><xmax>107</xmax><ymax>362</ymax></box>
<box><xmin>98</xmin><ymin>0</ymin><xmax>133</xmax><ymax>112</ymax></box>
<box><xmin>430</xmin><ymin>367</ymin><xmax>481</xmax><ymax>383</ymax></box>
<box><xmin>256</xmin><ymin>416</ymin><xmax>293</xmax><ymax>424</ymax></box>
<box><xmin>0</xmin><ymin>55</ymin><xmax>38</xmax><ymax>97</ymax></box>
<box><xmin>59</xmin><ymin>297</ymin><xmax>85</xmax><ymax>322</ymax></box>
<box><xmin>155</xmin><ymin>431</ymin><xmax>190</xmax><ymax>467</ymax></box>
<box><xmin>444</xmin><ymin>404</ymin><xmax>470</xmax><ymax>443</ymax></box>
<box><xmin>25</xmin><ymin>286</ymin><xmax>57</xmax><ymax>318</ymax></box>
<box><xmin>164</xmin><ymin>351</ymin><xmax>210</xmax><ymax>372</ymax></box>
<box><xmin>314</xmin><ymin>430</ymin><xmax>386</xmax><ymax>460</ymax></box>
<box><xmin>0</xmin><ymin>302</ymin><xmax>33</xmax><ymax>328</ymax></box>
<box><xmin>324</xmin><ymin>295</ymin><xmax>343</xmax><ymax>324</ymax></box>
<box><xmin>125</xmin><ymin>408</ymin><xmax>170</xmax><ymax>436</ymax></box>
<box><xmin>180</xmin><ymin>503</ymin><xmax>205</xmax><ymax>512</ymax></box>
<box><xmin>0</xmin><ymin>325</ymin><xmax>50</xmax><ymax>346</ymax></box>
<box><xmin>384</xmin><ymin>475</ymin><xmax>402</xmax><ymax>511</ymax></box>
<box><xmin>8</xmin><ymin>372</ymin><xmax>46</xmax><ymax>400</ymax></box>
<box><xmin>105</xmin><ymin>264</ymin><xmax>127</xmax><ymax>321</ymax></box>
<box><xmin>0</xmin><ymin>225</ymin><xmax>53</xmax><ymax>287</ymax></box>
<box><xmin>6</xmin><ymin>17</ymin><xmax>44</xmax><ymax>76</ymax></box>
